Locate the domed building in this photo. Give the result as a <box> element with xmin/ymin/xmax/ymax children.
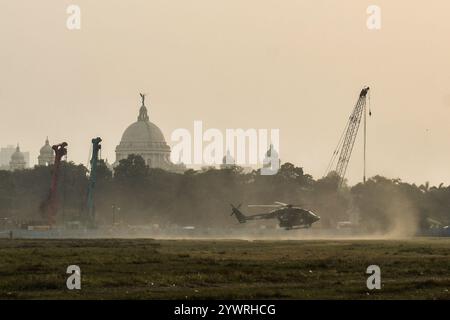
<box><xmin>115</xmin><ymin>94</ymin><xmax>185</xmax><ymax>173</ymax></box>
<box><xmin>10</xmin><ymin>145</ymin><xmax>26</xmax><ymax>171</ymax></box>
<box><xmin>38</xmin><ymin>137</ymin><xmax>54</xmax><ymax>166</ymax></box>
<box><xmin>220</xmin><ymin>150</ymin><xmax>236</xmax><ymax>169</ymax></box>
<box><xmin>262</xmin><ymin>144</ymin><xmax>281</xmax><ymax>170</ymax></box>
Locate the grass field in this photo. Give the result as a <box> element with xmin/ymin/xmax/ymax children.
<box><xmin>0</xmin><ymin>238</ymin><xmax>449</xmax><ymax>299</ymax></box>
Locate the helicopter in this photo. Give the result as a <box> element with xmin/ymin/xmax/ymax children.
<box><xmin>230</xmin><ymin>202</ymin><xmax>320</xmax><ymax>230</ymax></box>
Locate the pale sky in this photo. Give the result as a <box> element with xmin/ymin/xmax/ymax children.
<box><xmin>1</xmin><ymin>1</ymin><xmax>450</xmax><ymax>185</ymax></box>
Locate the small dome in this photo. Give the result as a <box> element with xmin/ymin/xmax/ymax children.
<box><xmin>40</xmin><ymin>137</ymin><xmax>53</xmax><ymax>155</ymax></box>
<box><xmin>222</xmin><ymin>150</ymin><xmax>235</xmax><ymax>165</ymax></box>
<box><xmin>266</xmin><ymin>144</ymin><xmax>279</xmax><ymax>158</ymax></box>
<box><xmin>11</xmin><ymin>145</ymin><xmax>24</xmax><ymax>161</ymax></box>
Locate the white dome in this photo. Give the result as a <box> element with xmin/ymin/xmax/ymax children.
<box><xmin>115</xmin><ymin>95</ymin><xmax>176</xmax><ymax>170</ymax></box>
<box><xmin>40</xmin><ymin>138</ymin><xmax>53</xmax><ymax>155</ymax></box>
<box><xmin>120</xmin><ymin>120</ymin><xmax>167</xmax><ymax>144</ymax></box>
<box><xmin>11</xmin><ymin>146</ymin><xmax>24</xmax><ymax>161</ymax></box>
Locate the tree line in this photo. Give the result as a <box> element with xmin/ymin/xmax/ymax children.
<box><xmin>0</xmin><ymin>154</ymin><xmax>449</xmax><ymax>234</ymax></box>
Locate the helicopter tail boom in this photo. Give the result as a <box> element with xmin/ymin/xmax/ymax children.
<box><xmin>230</xmin><ymin>204</ymin><xmax>247</xmax><ymax>223</ymax></box>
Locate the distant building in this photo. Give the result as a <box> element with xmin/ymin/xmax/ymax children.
<box><xmin>9</xmin><ymin>145</ymin><xmax>26</xmax><ymax>171</ymax></box>
<box><xmin>115</xmin><ymin>94</ymin><xmax>185</xmax><ymax>173</ymax></box>
<box><xmin>262</xmin><ymin>144</ymin><xmax>281</xmax><ymax>171</ymax></box>
<box><xmin>0</xmin><ymin>144</ymin><xmax>29</xmax><ymax>170</ymax></box>
<box><xmin>38</xmin><ymin>137</ymin><xmax>54</xmax><ymax>166</ymax></box>
<box><xmin>104</xmin><ymin>158</ymin><xmax>114</xmax><ymax>172</ymax></box>
<box><xmin>0</xmin><ymin>145</ymin><xmax>15</xmax><ymax>168</ymax></box>
<box><xmin>261</xmin><ymin>144</ymin><xmax>281</xmax><ymax>175</ymax></box>
<box><xmin>220</xmin><ymin>150</ymin><xmax>236</xmax><ymax>169</ymax></box>
<box><xmin>23</xmin><ymin>152</ymin><xmax>30</xmax><ymax>168</ymax></box>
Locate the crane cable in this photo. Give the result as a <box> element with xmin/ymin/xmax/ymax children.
<box><xmin>61</xmin><ymin>150</ymin><xmax>67</xmax><ymax>224</ymax></box>
<box><xmin>364</xmin><ymin>89</ymin><xmax>372</xmax><ymax>183</ymax></box>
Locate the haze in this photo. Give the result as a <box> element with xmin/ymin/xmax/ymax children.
<box><xmin>1</xmin><ymin>0</ymin><xmax>449</xmax><ymax>185</ymax></box>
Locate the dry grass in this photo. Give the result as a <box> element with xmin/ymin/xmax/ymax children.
<box><xmin>0</xmin><ymin>238</ymin><xmax>449</xmax><ymax>299</ymax></box>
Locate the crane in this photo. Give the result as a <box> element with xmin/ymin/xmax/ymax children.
<box><xmin>40</xmin><ymin>142</ymin><xmax>68</xmax><ymax>226</ymax></box>
<box><xmin>86</xmin><ymin>137</ymin><xmax>102</xmax><ymax>228</ymax></box>
<box><xmin>326</xmin><ymin>87</ymin><xmax>371</xmax><ymax>187</ymax></box>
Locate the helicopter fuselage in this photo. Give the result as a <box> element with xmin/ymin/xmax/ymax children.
<box><xmin>275</xmin><ymin>207</ymin><xmax>320</xmax><ymax>230</ymax></box>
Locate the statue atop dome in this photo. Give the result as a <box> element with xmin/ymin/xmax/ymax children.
<box><xmin>140</xmin><ymin>93</ymin><xmax>146</xmax><ymax>106</ymax></box>
<box><xmin>137</xmin><ymin>93</ymin><xmax>149</xmax><ymax>122</ymax></box>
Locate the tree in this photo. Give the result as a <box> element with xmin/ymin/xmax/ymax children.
<box><xmin>114</xmin><ymin>154</ymin><xmax>148</xmax><ymax>182</ymax></box>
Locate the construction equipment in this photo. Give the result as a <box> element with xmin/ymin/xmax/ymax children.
<box><xmin>326</xmin><ymin>87</ymin><xmax>371</xmax><ymax>186</ymax></box>
<box><xmin>86</xmin><ymin>137</ymin><xmax>102</xmax><ymax>228</ymax></box>
<box><xmin>40</xmin><ymin>142</ymin><xmax>68</xmax><ymax>226</ymax></box>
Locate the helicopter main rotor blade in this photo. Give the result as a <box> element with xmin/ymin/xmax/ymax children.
<box><xmin>248</xmin><ymin>205</ymin><xmax>281</xmax><ymax>208</ymax></box>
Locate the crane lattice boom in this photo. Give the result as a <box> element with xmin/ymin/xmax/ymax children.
<box><xmin>326</xmin><ymin>87</ymin><xmax>370</xmax><ymax>186</ymax></box>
